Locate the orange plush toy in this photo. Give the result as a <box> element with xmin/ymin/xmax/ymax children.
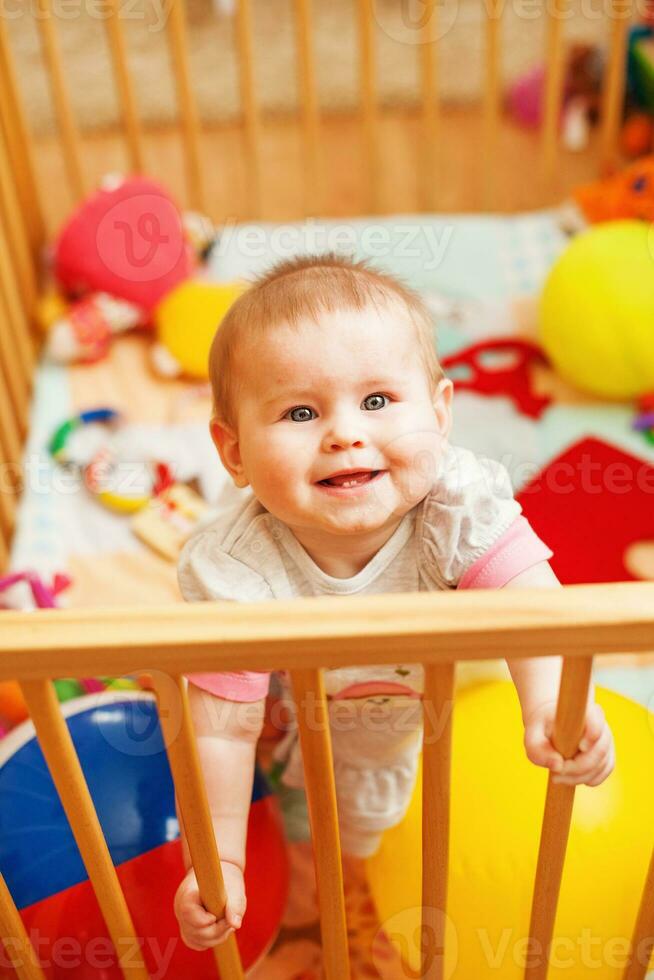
<box><xmin>573</xmin><ymin>154</ymin><xmax>654</xmax><ymax>223</ymax></box>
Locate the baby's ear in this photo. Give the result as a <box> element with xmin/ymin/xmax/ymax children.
<box><xmin>433</xmin><ymin>377</ymin><xmax>453</xmax><ymax>440</ymax></box>
<box><xmin>209</xmin><ymin>418</ymin><xmax>249</xmax><ymax>488</ymax></box>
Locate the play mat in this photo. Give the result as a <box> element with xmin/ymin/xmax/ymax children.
<box><xmin>4</xmin><ymin>203</ymin><xmax>654</xmax><ymax>979</ymax></box>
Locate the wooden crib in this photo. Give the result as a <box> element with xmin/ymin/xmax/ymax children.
<box><xmin>1</xmin><ymin>2</ymin><xmax>654</xmax><ymax>977</ymax></box>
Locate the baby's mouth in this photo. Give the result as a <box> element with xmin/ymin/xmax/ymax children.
<box><xmin>317</xmin><ymin>470</ymin><xmax>381</xmax><ymax>488</ymax></box>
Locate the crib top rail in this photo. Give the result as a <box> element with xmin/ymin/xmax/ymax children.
<box><xmin>1</xmin><ymin>580</ymin><xmax>653</xmax><ymax>681</ymax></box>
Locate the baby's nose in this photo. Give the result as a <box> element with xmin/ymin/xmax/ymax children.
<box><xmin>321</xmin><ymin>418</ymin><xmax>367</xmax><ymax>452</ymax></box>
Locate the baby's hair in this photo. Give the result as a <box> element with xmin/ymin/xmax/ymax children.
<box><xmin>209</xmin><ymin>252</ymin><xmax>443</xmax><ymax>430</ymax></box>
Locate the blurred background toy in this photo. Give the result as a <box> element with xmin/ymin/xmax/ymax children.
<box><xmin>572</xmin><ymin>155</ymin><xmax>654</xmax><ymax>224</ymax></box>
<box><xmin>539</xmin><ymin>220</ymin><xmax>654</xmax><ymax>399</ymax></box>
<box><xmin>507</xmin><ymin>18</ymin><xmax>654</xmax><ymax>156</ymax></box>
<box><xmin>42</xmin><ymin>174</ymin><xmax>240</xmax><ymax>375</ymax></box>
<box><xmin>632</xmin><ymin>392</ymin><xmax>654</xmax><ymax>446</ymax></box>
<box><xmin>151</xmin><ymin>279</ymin><xmax>246</xmax><ymax>379</ymax></box>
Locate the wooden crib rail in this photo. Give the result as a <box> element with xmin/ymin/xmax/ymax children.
<box><xmin>1</xmin><ymin>583</ymin><xmax>653</xmax><ymax>979</ymax></box>
<box><xmin>1</xmin><ymin>581</ymin><xmax>654</xmax><ymax>680</ymax></box>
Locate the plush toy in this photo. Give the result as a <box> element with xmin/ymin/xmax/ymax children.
<box><xmin>43</xmin><ymin>175</ymin><xmax>241</xmax><ymax>375</ymax></box>
<box><xmin>572</xmin><ymin>154</ymin><xmax>654</xmax><ymax>224</ymax></box>
<box><xmin>507</xmin><ymin>44</ymin><xmax>604</xmax><ymax>150</ymax></box>
<box><xmin>151</xmin><ymin>280</ymin><xmax>246</xmax><ymax>379</ymax></box>
<box><xmin>539</xmin><ymin>220</ymin><xmax>654</xmax><ymax>399</ymax></box>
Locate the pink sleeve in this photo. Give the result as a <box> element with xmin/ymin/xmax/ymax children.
<box><xmin>187</xmin><ymin>671</ymin><xmax>271</xmax><ymax>702</ymax></box>
<box><xmin>457</xmin><ymin>515</ymin><xmax>553</xmax><ymax>590</ymax></box>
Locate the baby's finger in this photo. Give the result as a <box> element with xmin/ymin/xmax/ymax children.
<box><xmin>579</xmin><ymin>703</ymin><xmax>605</xmax><ymax>751</ymax></box>
<box><xmin>566</xmin><ymin>726</ymin><xmax>612</xmax><ymax>775</ymax></box>
<box><xmin>553</xmin><ymin>739</ymin><xmax>615</xmax><ymax>786</ymax></box>
<box><xmin>183</xmin><ymin>904</ymin><xmax>217</xmax><ymax>929</ymax></box>
<box><xmin>185</xmin><ymin>920</ymin><xmax>235</xmax><ymax>949</ymax></box>
<box><xmin>584</xmin><ymin>742</ymin><xmax>616</xmax><ymax>787</ymax></box>
<box><xmin>524</xmin><ymin>727</ymin><xmax>564</xmax><ymax>772</ymax></box>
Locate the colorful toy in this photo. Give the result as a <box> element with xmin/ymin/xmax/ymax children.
<box><xmin>539</xmin><ymin>221</ymin><xmax>654</xmax><ymax>399</ymax></box>
<box><xmin>131</xmin><ymin>481</ymin><xmax>211</xmax><ymax>561</ymax></box>
<box><xmin>0</xmin><ymin>693</ymin><xmax>289</xmax><ymax>977</ymax></box>
<box><xmin>633</xmin><ymin>392</ymin><xmax>654</xmax><ymax>445</ymax></box>
<box><xmin>152</xmin><ymin>280</ymin><xmax>246</xmax><ymax>379</ymax></box>
<box><xmin>48</xmin><ymin>408</ymin><xmax>121</xmax><ymax>469</ymax></box>
<box><xmin>507</xmin><ymin>44</ymin><xmax>604</xmax><ymax>149</ymax></box>
<box><xmin>517</xmin><ymin>437</ymin><xmax>654</xmax><ymax>585</ymax></box>
<box><xmin>43</xmin><ymin>174</ymin><xmax>241</xmax><ymax>376</ymax></box>
<box><xmin>367</xmin><ymin>680</ymin><xmax>654</xmax><ymax>979</ymax></box>
<box><xmin>442</xmin><ymin>339</ymin><xmax>551</xmax><ymax>420</ymax></box>
<box><xmin>573</xmin><ymin>155</ymin><xmax>654</xmax><ymax>224</ymax></box>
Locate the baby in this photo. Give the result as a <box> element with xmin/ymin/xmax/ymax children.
<box><xmin>173</xmin><ymin>253</ymin><xmax>615</xmax><ymax>950</ymax></box>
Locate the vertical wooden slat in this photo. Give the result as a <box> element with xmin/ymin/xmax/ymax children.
<box><xmin>35</xmin><ymin>0</ymin><xmax>86</xmax><ymax>201</ymax></box>
<box><xmin>104</xmin><ymin>0</ymin><xmax>146</xmax><ymax>173</ymax></box>
<box><xmin>357</xmin><ymin>0</ymin><xmax>380</xmax><ymax>214</ymax></box>
<box><xmin>0</xmin><ymin>191</ymin><xmax>36</xmax><ymax>399</ymax></box>
<box><xmin>235</xmin><ymin>0</ymin><xmax>263</xmax><ymax>218</ymax></box>
<box><xmin>0</xmin><ymin>348</ymin><xmax>22</xmax><ymax>474</ymax></box>
<box><xmin>0</xmin><ymin>116</ymin><xmax>38</xmax><ymax>316</ymax></box>
<box><xmin>623</xmin><ymin>846</ymin><xmax>654</xmax><ymax>980</ymax></box>
<box><xmin>19</xmin><ymin>680</ymin><xmax>151</xmax><ymax>980</ymax></box>
<box><xmin>421</xmin><ymin>662</ymin><xmax>455</xmax><ymax>980</ymax></box>
<box><xmin>420</xmin><ymin>0</ymin><xmax>439</xmax><ymax>213</ymax></box>
<box><xmin>0</xmin><ymin>17</ymin><xmax>45</xmax><ymax>259</ymax></box>
<box><xmin>290</xmin><ymin>668</ymin><xmax>350</xmax><ymax>978</ymax></box>
<box><xmin>0</xmin><ymin>286</ymin><xmax>29</xmax><ymax>439</ymax></box>
<box><xmin>482</xmin><ymin>0</ymin><xmax>502</xmax><ymax>210</ymax></box>
<box><xmin>294</xmin><ymin>0</ymin><xmax>322</xmax><ymax>215</ymax></box>
<box><xmin>165</xmin><ymin>0</ymin><xmax>205</xmax><ymax>211</ymax></box>
<box><xmin>0</xmin><ymin>440</ymin><xmax>16</xmax><ymax>540</ymax></box>
<box><xmin>599</xmin><ymin>0</ymin><xmax>630</xmax><ymax>172</ymax></box>
<box><xmin>524</xmin><ymin>656</ymin><xmax>594</xmax><ymax>980</ymax></box>
<box><xmin>0</xmin><ymin>872</ymin><xmax>47</xmax><ymax>980</ymax></box>
<box><xmin>540</xmin><ymin>0</ymin><xmax>567</xmax><ymax>193</ymax></box>
<box><xmin>0</xmin><ymin>529</ymin><xmax>8</xmax><ymax>572</ymax></box>
<box><xmin>152</xmin><ymin>673</ymin><xmax>244</xmax><ymax>979</ymax></box>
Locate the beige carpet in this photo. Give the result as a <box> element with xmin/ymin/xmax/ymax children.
<box><xmin>7</xmin><ymin>0</ymin><xmax>608</xmax><ymax>136</ymax></box>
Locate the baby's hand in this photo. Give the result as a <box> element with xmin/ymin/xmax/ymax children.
<box><xmin>174</xmin><ymin>863</ymin><xmax>246</xmax><ymax>950</ymax></box>
<box><xmin>523</xmin><ymin>700</ymin><xmax>615</xmax><ymax>787</ymax></box>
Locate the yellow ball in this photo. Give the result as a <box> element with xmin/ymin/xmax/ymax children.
<box><xmin>540</xmin><ymin>220</ymin><xmax>654</xmax><ymax>399</ymax></box>
<box><xmin>367</xmin><ymin>681</ymin><xmax>654</xmax><ymax>979</ymax></box>
<box><xmin>155</xmin><ymin>280</ymin><xmax>246</xmax><ymax>379</ymax></box>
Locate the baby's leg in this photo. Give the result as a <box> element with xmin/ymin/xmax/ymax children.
<box><xmin>328</xmin><ymin>695</ymin><xmax>423</xmax><ymax>858</ymax></box>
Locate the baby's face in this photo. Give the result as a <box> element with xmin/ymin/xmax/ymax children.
<box><xmin>213</xmin><ymin>302</ymin><xmax>452</xmax><ymax>541</ymax></box>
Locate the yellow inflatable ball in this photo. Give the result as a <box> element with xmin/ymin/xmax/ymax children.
<box><xmin>540</xmin><ymin>220</ymin><xmax>654</xmax><ymax>399</ymax></box>
<box><xmin>367</xmin><ymin>681</ymin><xmax>654</xmax><ymax>980</ymax></box>
<box><xmin>154</xmin><ymin>280</ymin><xmax>246</xmax><ymax>379</ymax></box>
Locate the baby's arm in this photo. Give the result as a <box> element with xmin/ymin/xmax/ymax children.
<box><xmin>502</xmin><ymin>560</ymin><xmax>615</xmax><ymax>787</ymax></box>
<box><xmin>174</xmin><ymin>683</ymin><xmax>265</xmax><ymax>949</ymax></box>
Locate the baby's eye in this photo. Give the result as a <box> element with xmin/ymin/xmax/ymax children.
<box><xmin>286</xmin><ymin>405</ymin><xmax>316</xmax><ymax>422</ymax></box>
<box><xmin>362</xmin><ymin>393</ymin><xmax>389</xmax><ymax>411</ymax></box>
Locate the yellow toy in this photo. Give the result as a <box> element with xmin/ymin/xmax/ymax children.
<box><xmin>152</xmin><ymin>280</ymin><xmax>246</xmax><ymax>379</ymax></box>
<box><xmin>367</xmin><ymin>681</ymin><xmax>654</xmax><ymax>980</ymax></box>
<box><xmin>540</xmin><ymin>220</ymin><xmax>654</xmax><ymax>399</ymax></box>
